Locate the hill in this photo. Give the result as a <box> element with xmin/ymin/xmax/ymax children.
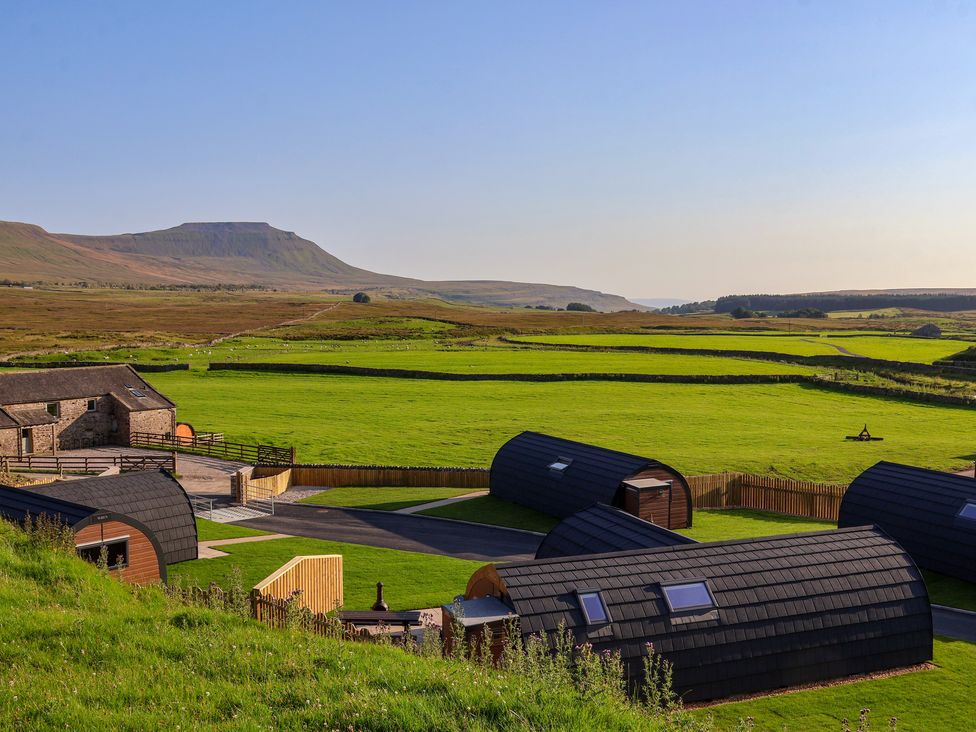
<box><xmin>0</xmin><ymin>520</ymin><xmax>674</xmax><ymax>730</ymax></box>
<box><xmin>0</xmin><ymin>220</ymin><xmax>642</xmax><ymax>311</ymax></box>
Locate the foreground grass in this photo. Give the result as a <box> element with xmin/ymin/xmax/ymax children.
<box><xmin>922</xmin><ymin>571</ymin><xmax>976</xmax><ymax>612</ymax></box>
<box><xmin>147</xmin><ymin>370</ymin><xmax>976</xmax><ymax>482</ymax></box>
<box><xmin>195</xmin><ymin>518</ymin><xmax>271</xmax><ymax>541</ymax></box>
<box><xmin>170</xmin><ymin>536</ymin><xmax>481</xmax><ymax>610</ymax></box>
<box><xmin>299</xmin><ymin>486</ymin><xmax>477</xmax><ymax>511</ymax></box>
<box><xmin>698</xmin><ymin>637</ymin><xmax>969</xmax><ymax>731</ymax></box>
<box><xmin>418</xmin><ymin>496</ymin><xmax>559</xmax><ymax>533</ymax></box>
<box><xmin>0</xmin><ymin>523</ymin><xmax>674</xmax><ymax>731</ymax></box>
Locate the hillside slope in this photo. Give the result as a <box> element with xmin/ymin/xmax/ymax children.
<box><xmin>0</xmin><ymin>521</ymin><xmax>669</xmax><ymax>730</ymax></box>
<box><xmin>0</xmin><ymin>220</ymin><xmax>642</xmax><ymax>311</ymax></box>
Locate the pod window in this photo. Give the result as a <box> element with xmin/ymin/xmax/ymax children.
<box><xmin>577</xmin><ymin>590</ymin><xmax>609</xmax><ymax>624</ymax></box>
<box><xmin>77</xmin><ymin>539</ymin><xmax>129</xmax><ymax>570</ymax></box>
<box><xmin>958</xmin><ymin>503</ymin><xmax>976</xmax><ymax>520</ymax></box>
<box><xmin>662</xmin><ymin>581</ymin><xmax>715</xmax><ymax>613</ymax></box>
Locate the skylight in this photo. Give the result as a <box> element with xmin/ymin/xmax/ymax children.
<box><xmin>959</xmin><ymin>503</ymin><xmax>976</xmax><ymax>520</ymax></box>
<box><xmin>662</xmin><ymin>582</ymin><xmax>715</xmax><ymax>612</ymax></box>
<box><xmin>548</xmin><ymin>457</ymin><xmax>573</xmax><ymax>472</ymax></box>
<box><xmin>577</xmin><ymin>590</ymin><xmax>609</xmax><ymax>624</ymax></box>
<box><xmin>128</xmin><ymin>388</ymin><xmax>147</xmax><ymax>398</ymax></box>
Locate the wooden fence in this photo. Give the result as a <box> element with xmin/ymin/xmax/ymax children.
<box><xmin>252</xmin><ymin>555</ymin><xmax>343</xmax><ymax>615</ymax></box>
<box><xmin>256</xmin><ymin>464</ymin><xmax>490</xmax><ymax>490</ymax></box>
<box><xmin>687</xmin><ymin>472</ymin><xmax>848</xmax><ymax>521</ymax></box>
<box><xmin>131</xmin><ymin>432</ymin><xmax>294</xmax><ymax>464</ymax></box>
<box><xmin>0</xmin><ymin>452</ymin><xmax>176</xmax><ymax>475</ymax></box>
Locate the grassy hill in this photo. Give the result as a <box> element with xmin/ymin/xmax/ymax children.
<box><xmin>0</xmin><ymin>220</ymin><xmax>643</xmax><ymax>311</ymax></box>
<box><xmin>0</xmin><ymin>520</ymin><xmax>686</xmax><ymax>730</ymax></box>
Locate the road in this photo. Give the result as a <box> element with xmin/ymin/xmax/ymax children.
<box><xmin>235</xmin><ymin>502</ymin><xmax>542</xmax><ymax>562</ymax></box>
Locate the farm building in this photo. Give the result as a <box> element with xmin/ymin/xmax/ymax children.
<box><xmin>0</xmin><ymin>365</ymin><xmax>175</xmax><ymax>457</ymax></box>
<box><xmin>534</xmin><ymin>503</ymin><xmax>696</xmax><ymax>560</ymax></box>
<box><xmin>458</xmin><ymin>527</ymin><xmax>932</xmax><ymax>701</ymax></box>
<box><xmin>27</xmin><ymin>470</ymin><xmax>198</xmax><ymax>564</ymax></box>
<box><xmin>0</xmin><ymin>485</ymin><xmax>167</xmax><ymax>583</ymax></box>
<box><xmin>489</xmin><ymin>431</ymin><xmax>692</xmax><ymax>527</ymax></box>
<box><xmin>839</xmin><ymin>461</ymin><xmax>976</xmax><ymax>582</ymax></box>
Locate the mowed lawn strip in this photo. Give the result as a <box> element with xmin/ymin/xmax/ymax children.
<box><xmin>417</xmin><ymin>495</ymin><xmax>558</xmax><ymax>534</ymax></box>
<box><xmin>678</xmin><ymin>509</ymin><xmax>834</xmax><ymax>543</ymax></box>
<box><xmin>298</xmin><ymin>486</ymin><xmax>478</xmax><ymax>511</ymax></box>
<box><xmin>169</xmin><ymin>536</ymin><xmax>481</xmax><ymax>610</ymax></box>
<box><xmin>697</xmin><ymin>637</ymin><xmax>969</xmax><ymax>731</ymax></box>
<box><xmin>146</xmin><ymin>370</ymin><xmax>976</xmax><ymax>482</ymax></box>
<box><xmin>195</xmin><ymin>518</ymin><xmax>272</xmax><ymax>541</ymax></box>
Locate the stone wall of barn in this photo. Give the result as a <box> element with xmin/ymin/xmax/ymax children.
<box><xmin>124</xmin><ymin>409</ymin><xmax>176</xmax><ymax>445</ymax></box>
<box><xmin>0</xmin><ymin>428</ymin><xmax>19</xmax><ymax>456</ymax></box>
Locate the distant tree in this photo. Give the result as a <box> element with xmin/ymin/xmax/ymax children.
<box><xmin>566</xmin><ymin>302</ymin><xmax>596</xmax><ymax>312</ymax></box>
<box><xmin>777</xmin><ymin>308</ymin><xmax>827</xmax><ymax>319</ymax></box>
<box><xmin>353</xmin><ymin>292</ymin><xmax>371</xmax><ymax>303</ymax></box>
<box><xmin>730</xmin><ymin>306</ymin><xmax>757</xmax><ymax>319</ymax></box>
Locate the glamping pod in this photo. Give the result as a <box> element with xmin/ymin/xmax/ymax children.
<box><xmin>0</xmin><ymin>485</ymin><xmax>167</xmax><ymax>584</ymax></box>
<box><xmin>489</xmin><ymin>431</ymin><xmax>692</xmax><ymax>527</ymax></box>
<box><xmin>534</xmin><ymin>503</ymin><xmax>696</xmax><ymax>560</ymax></box>
<box><xmin>840</xmin><ymin>461</ymin><xmax>976</xmax><ymax>582</ymax></box>
<box><xmin>462</xmin><ymin>527</ymin><xmax>932</xmax><ymax>702</ymax></box>
<box><xmin>28</xmin><ymin>470</ymin><xmax>198</xmax><ymax>564</ymax></box>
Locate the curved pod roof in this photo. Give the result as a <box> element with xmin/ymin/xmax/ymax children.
<box><xmin>840</xmin><ymin>461</ymin><xmax>976</xmax><ymax>582</ymax></box>
<box><xmin>27</xmin><ymin>470</ymin><xmax>197</xmax><ymax>564</ymax></box>
<box><xmin>489</xmin><ymin>431</ymin><xmax>691</xmax><ymax>520</ymax></box>
<box><xmin>470</xmin><ymin>527</ymin><xmax>932</xmax><ymax>702</ymax></box>
<box><xmin>535</xmin><ymin>503</ymin><xmax>696</xmax><ymax>560</ymax></box>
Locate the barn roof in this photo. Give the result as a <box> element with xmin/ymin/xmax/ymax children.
<box><xmin>0</xmin><ymin>365</ymin><xmax>174</xmax><ymax>411</ymax></box>
<box><xmin>839</xmin><ymin>461</ymin><xmax>976</xmax><ymax>582</ymax></box>
<box><xmin>489</xmin><ymin>526</ymin><xmax>931</xmax><ymax>701</ymax></box>
<box><xmin>27</xmin><ymin>471</ymin><xmax>197</xmax><ymax>564</ymax></box>
<box><xmin>490</xmin><ymin>431</ymin><xmax>671</xmax><ymax>517</ymax></box>
<box><xmin>534</xmin><ymin>503</ymin><xmax>696</xmax><ymax>560</ymax></box>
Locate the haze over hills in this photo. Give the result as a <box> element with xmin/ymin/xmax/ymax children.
<box><xmin>0</xmin><ymin>221</ymin><xmax>643</xmax><ymax>311</ymax></box>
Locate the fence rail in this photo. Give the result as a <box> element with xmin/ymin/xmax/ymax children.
<box><xmin>131</xmin><ymin>432</ymin><xmax>294</xmax><ymax>464</ymax></box>
<box><xmin>0</xmin><ymin>452</ymin><xmax>176</xmax><ymax>475</ymax></box>
<box><xmin>254</xmin><ymin>464</ymin><xmax>490</xmax><ymax>490</ymax></box>
<box><xmin>687</xmin><ymin>472</ymin><xmax>848</xmax><ymax>521</ymax></box>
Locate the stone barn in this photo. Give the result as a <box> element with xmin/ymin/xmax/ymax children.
<box><xmin>0</xmin><ymin>365</ymin><xmax>175</xmax><ymax>456</ymax></box>
<box><xmin>489</xmin><ymin>432</ymin><xmax>693</xmax><ymax>528</ymax></box>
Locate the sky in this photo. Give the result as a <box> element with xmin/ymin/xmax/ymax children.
<box><xmin>1</xmin><ymin>1</ymin><xmax>974</xmax><ymax>301</ymax></box>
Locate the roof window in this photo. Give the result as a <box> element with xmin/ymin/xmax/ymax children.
<box><xmin>958</xmin><ymin>503</ymin><xmax>976</xmax><ymax>520</ymax></box>
<box><xmin>576</xmin><ymin>590</ymin><xmax>610</xmax><ymax>624</ymax></box>
<box><xmin>548</xmin><ymin>456</ymin><xmax>573</xmax><ymax>473</ymax></box>
<box><xmin>662</xmin><ymin>581</ymin><xmax>715</xmax><ymax>613</ymax></box>
<box><xmin>128</xmin><ymin>387</ymin><xmax>148</xmax><ymax>398</ymax></box>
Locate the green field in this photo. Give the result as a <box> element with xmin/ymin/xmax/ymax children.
<box><xmin>169</xmin><ymin>535</ymin><xmax>481</xmax><ymax>610</ymax></box>
<box><xmin>678</xmin><ymin>509</ymin><xmax>833</xmax><ymax>542</ymax></box>
<box><xmin>299</xmin><ymin>486</ymin><xmax>477</xmax><ymax>511</ymax></box>
<box><xmin>418</xmin><ymin>496</ymin><xmax>559</xmax><ymax>533</ymax></box>
<box><xmin>518</xmin><ymin>333</ymin><xmax>974</xmax><ymax>363</ymax></box>
<box><xmin>196</xmin><ymin>518</ymin><xmax>270</xmax><ymax>541</ymax></box>
<box><xmin>146</xmin><ymin>370</ymin><xmax>974</xmax><ymax>482</ymax></box>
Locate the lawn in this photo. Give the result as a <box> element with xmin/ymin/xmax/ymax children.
<box><xmin>418</xmin><ymin>495</ymin><xmax>559</xmax><ymax>533</ymax></box>
<box><xmin>169</xmin><ymin>535</ymin><xmax>482</xmax><ymax>610</ymax></box>
<box><xmin>298</xmin><ymin>486</ymin><xmax>478</xmax><ymax>511</ymax></box>
<box><xmin>698</xmin><ymin>638</ymin><xmax>972</xmax><ymax>731</ymax></box>
<box><xmin>678</xmin><ymin>509</ymin><xmax>834</xmax><ymax>542</ymax></box>
<box><xmin>195</xmin><ymin>517</ymin><xmax>271</xmax><ymax>541</ymax></box>
<box><xmin>145</xmin><ymin>370</ymin><xmax>976</xmax><ymax>482</ymax></box>
<box><xmin>922</xmin><ymin>570</ymin><xmax>976</xmax><ymax>612</ymax></box>
<box><xmin>518</xmin><ymin>333</ymin><xmax>974</xmax><ymax>364</ymax></box>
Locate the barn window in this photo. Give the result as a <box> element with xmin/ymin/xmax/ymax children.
<box><xmin>86</xmin><ymin>399</ymin><xmax>97</xmax><ymax>412</ymax></box>
<box><xmin>662</xmin><ymin>581</ymin><xmax>715</xmax><ymax>612</ymax></box>
<box><xmin>576</xmin><ymin>590</ymin><xmax>610</xmax><ymax>624</ymax></box>
<box><xmin>46</xmin><ymin>402</ymin><xmax>60</xmax><ymax>418</ymax></box>
<box><xmin>958</xmin><ymin>503</ymin><xmax>976</xmax><ymax>520</ymax></box>
<box><xmin>548</xmin><ymin>457</ymin><xmax>573</xmax><ymax>473</ymax></box>
<box><xmin>77</xmin><ymin>539</ymin><xmax>129</xmax><ymax>570</ymax></box>
<box><xmin>128</xmin><ymin>388</ymin><xmax>147</xmax><ymax>398</ymax></box>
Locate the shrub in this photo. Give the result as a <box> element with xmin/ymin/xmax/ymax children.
<box><xmin>352</xmin><ymin>291</ymin><xmax>371</xmax><ymax>303</ymax></box>
<box><xmin>566</xmin><ymin>302</ymin><xmax>596</xmax><ymax>312</ymax></box>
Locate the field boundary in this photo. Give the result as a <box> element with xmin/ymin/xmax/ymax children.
<box><xmin>208</xmin><ymin>361</ymin><xmax>810</xmax><ymax>384</ymax></box>
<box><xmin>0</xmin><ymin>360</ymin><xmax>188</xmax><ymax>372</ymax></box>
<box><xmin>689</xmin><ymin>472</ymin><xmax>848</xmax><ymax>521</ymax></box>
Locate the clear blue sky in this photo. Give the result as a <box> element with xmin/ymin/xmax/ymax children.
<box><xmin>2</xmin><ymin>1</ymin><xmax>974</xmax><ymax>300</ymax></box>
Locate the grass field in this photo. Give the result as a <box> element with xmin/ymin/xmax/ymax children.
<box><xmin>298</xmin><ymin>486</ymin><xmax>478</xmax><ymax>511</ymax></box>
<box><xmin>169</xmin><ymin>535</ymin><xmax>481</xmax><ymax>610</ymax></box>
<box><xmin>518</xmin><ymin>333</ymin><xmax>975</xmax><ymax>363</ymax></box>
<box><xmin>418</xmin><ymin>496</ymin><xmax>559</xmax><ymax>533</ymax></box>
<box><xmin>678</xmin><ymin>509</ymin><xmax>833</xmax><ymax>542</ymax></box>
<box><xmin>196</xmin><ymin>518</ymin><xmax>270</xmax><ymax>541</ymax></box>
<box><xmin>146</xmin><ymin>370</ymin><xmax>975</xmax><ymax>482</ymax></box>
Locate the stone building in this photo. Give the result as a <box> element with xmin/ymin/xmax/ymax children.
<box><xmin>0</xmin><ymin>365</ymin><xmax>175</xmax><ymax>456</ymax></box>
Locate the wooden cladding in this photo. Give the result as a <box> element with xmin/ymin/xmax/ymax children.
<box><xmin>74</xmin><ymin>519</ymin><xmax>162</xmax><ymax>585</ymax></box>
<box><xmin>252</xmin><ymin>555</ymin><xmax>343</xmax><ymax>615</ymax></box>
<box><xmin>688</xmin><ymin>472</ymin><xmax>848</xmax><ymax>521</ymax></box>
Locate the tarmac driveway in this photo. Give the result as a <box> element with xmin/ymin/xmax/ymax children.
<box><xmin>234</xmin><ymin>503</ymin><xmax>542</xmax><ymax>562</ymax></box>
